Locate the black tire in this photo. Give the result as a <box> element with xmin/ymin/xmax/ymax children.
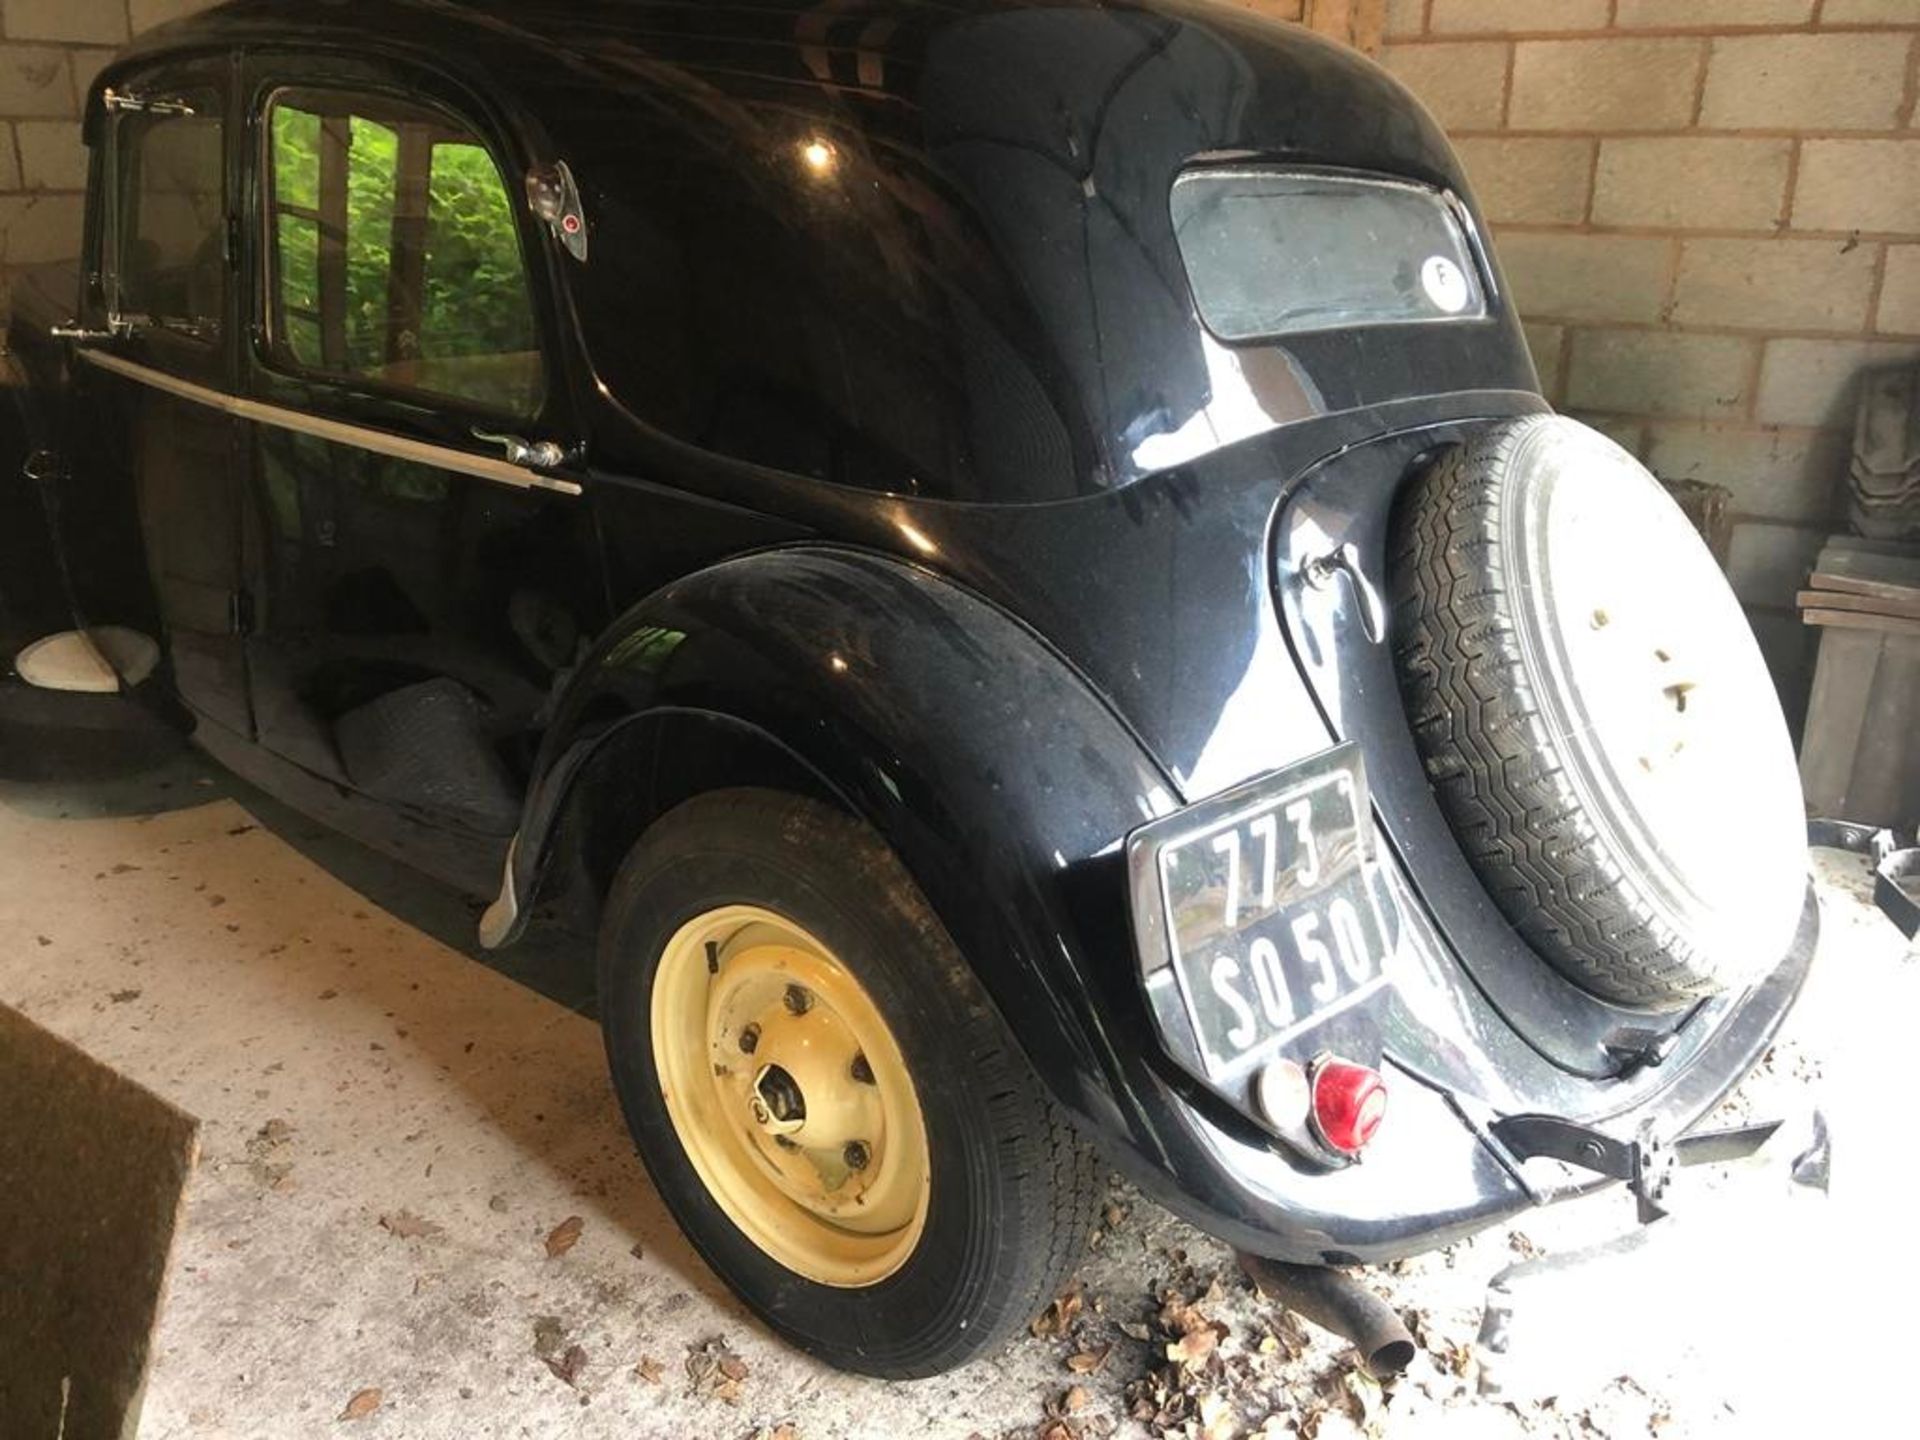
<box><xmin>596</xmin><ymin>788</ymin><xmax>1099</xmax><ymax>1378</ymax></box>
<box><xmin>1387</xmin><ymin>416</ymin><xmax>1806</xmax><ymax>1009</ymax></box>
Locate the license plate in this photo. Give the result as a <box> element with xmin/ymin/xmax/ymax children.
<box><xmin>1140</xmin><ymin>745</ymin><xmax>1394</xmax><ymax>1080</ymax></box>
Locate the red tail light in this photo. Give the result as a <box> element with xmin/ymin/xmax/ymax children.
<box><xmin>1310</xmin><ymin>1058</ymin><xmax>1387</xmax><ymax>1156</ymax></box>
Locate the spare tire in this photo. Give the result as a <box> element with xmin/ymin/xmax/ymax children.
<box><xmin>1387</xmin><ymin>416</ymin><xmax>1805</xmax><ymax>1010</ymax></box>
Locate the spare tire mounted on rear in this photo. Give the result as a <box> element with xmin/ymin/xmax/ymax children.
<box><xmin>1387</xmin><ymin>416</ymin><xmax>1805</xmax><ymax>1011</ymax></box>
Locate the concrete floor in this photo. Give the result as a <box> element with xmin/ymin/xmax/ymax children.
<box><xmin>2</xmin><ymin>736</ymin><xmax>1915</xmax><ymax>1439</ymax></box>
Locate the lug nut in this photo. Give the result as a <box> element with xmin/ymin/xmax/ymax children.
<box><xmin>850</xmin><ymin>1052</ymin><xmax>874</xmax><ymax>1084</ymax></box>
<box><xmin>843</xmin><ymin>1141</ymin><xmax>871</xmax><ymax>1171</ymax></box>
<box><xmin>739</xmin><ymin>1023</ymin><xmax>760</xmax><ymax>1054</ymax></box>
<box><xmin>783</xmin><ymin>984</ymin><xmax>814</xmax><ymax>1015</ymax></box>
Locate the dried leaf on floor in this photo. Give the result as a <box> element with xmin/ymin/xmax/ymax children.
<box><xmin>339</xmin><ymin>1387</ymin><xmax>382</xmax><ymax>1421</ymax></box>
<box><xmin>1343</xmin><ymin>1367</ymin><xmax>1383</xmax><ymax>1433</ymax></box>
<box><xmin>378</xmin><ymin>1210</ymin><xmax>443</xmax><ymax>1241</ymax></box>
<box><xmin>1063</xmin><ymin>1385</ymin><xmax>1091</xmax><ymax>1413</ymax></box>
<box><xmin>1032</xmin><ymin>1285</ymin><xmax>1085</xmax><ymax>1338</ymax></box>
<box><xmin>532</xmin><ymin>1315</ymin><xmax>566</xmax><ymax>1360</ymax></box>
<box><xmin>634</xmin><ymin>1356</ymin><xmax>664</xmax><ymax>1385</ymax></box>
<box><xmin>545</xmin><ymin>1215</ymin><xmax>585</xmax><ymax>1258</ymax></box>
<box><xmin>545</xmin><ymin>1343</ymin><xmax>589</xmax><ymax>1389</ymax></box>
<box><xmin>1195</xmin><ymin>1391</ymin><xmax>1237</xmax><ymax>1440</ymax></box>
<box><xmin>1066</xmin><ymin>1345</ymin><xmax>1111</xmax><ymax>1374</ymax></box>
<box><xmin>245</xmin><ymin>1118</ymin><xmax>296</xmax><ymax>1191</ymax></box>
<box><xmin>1166</xmin><ymin>1326</ymin><xmax>1220</xmax><ymax>1369</ymax></box>
<box><xmin>685</xmin><ymin>1337</ymin><xmax>749</xmax><ymax>1404</ymax></box>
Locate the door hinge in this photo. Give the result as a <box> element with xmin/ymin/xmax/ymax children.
<box><xmin>103</xmin><ymin>88</ymin><xmax>197</xmax><ymax>116</ymax></box>
<box><xmin>228</xmin><ymin>589</ymin><xmax>256</xmax><ymax>636</ymax></box>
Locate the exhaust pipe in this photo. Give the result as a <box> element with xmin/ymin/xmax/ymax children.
<box><xmin>1238</xmin><ymin>1253</ymin><xmax>1417</xmax><ymax>1378</ymax></box>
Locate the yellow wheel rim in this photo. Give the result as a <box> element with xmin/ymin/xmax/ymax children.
<box><xmin>651</xmin><ymin>904</ymin><xmax>931</xmax><ymax>1287</ymax></box>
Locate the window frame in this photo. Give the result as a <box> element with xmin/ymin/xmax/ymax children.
<box><xmin>1168</xmin><ymin>165</ymin><xmax>1501</xmax><ymax>345</ymax></box>
<box><xmin>252</xmin><ymin>78</ymin><xmax>552</xmax><ymax>423</ymax></box>
<box><xmin>93</xmin><ymin>71</ymin><xmax>233</xmax><ymax>356</ymax></box>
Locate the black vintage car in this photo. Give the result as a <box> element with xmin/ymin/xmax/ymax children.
<box><xmin>1</xmin><ymin>0</ymin><xmax>1824</xmax><ymax>1379</ymax></box>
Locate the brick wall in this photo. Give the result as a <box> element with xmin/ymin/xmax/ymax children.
<box><xmin>1381</xmin><ymin>0</ymin><xmax>1920</xmax><ymax>715</ymax></box>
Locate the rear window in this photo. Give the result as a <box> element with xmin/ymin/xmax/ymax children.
<box><xmin>1170</xmin><ymin>170</ymin><xmax>1487</xmax><ymax>341</ymax></box>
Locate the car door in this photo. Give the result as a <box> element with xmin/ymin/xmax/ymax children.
<box><xmin>58</xmin><ymin>53</ymin><xmax>252</xmax><ymax>735</ymax></box>
<box><xmin>238</xmin><ymin>55</ymin><xmax>601</xmax><ymax>839</ymax></box>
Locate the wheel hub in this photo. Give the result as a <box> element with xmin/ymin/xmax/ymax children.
<box><xmin>650</xmin><ymin>905</ymin><xmax>931</xmax><ymax>1287</ymax></box>
<box><xmin>748</xmin><ymin>1063</ymin><xmax>806</xmax><ymax>1134</ymax></box>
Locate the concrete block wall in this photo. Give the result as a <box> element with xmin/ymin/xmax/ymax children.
<box><xmin>1382</xmin><ymin>0</ymin><xmax>1920</xmax><ymax>716</ymax></box>
<box><xmin>0</xmin><ymin>2</ymin><xmax>210</xmax><ymax>278</ymax></box>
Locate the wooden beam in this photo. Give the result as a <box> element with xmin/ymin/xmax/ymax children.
<box><xmin>316</xmin><ymin>115</ymin><xmax>351</xmax><ymax>370</ymax></box>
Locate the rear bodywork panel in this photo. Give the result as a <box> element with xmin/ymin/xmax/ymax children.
<box><xmin>15</xmin><ymin>0</ymin><xmax>1816</xmax><ymax>1264</ymax></box>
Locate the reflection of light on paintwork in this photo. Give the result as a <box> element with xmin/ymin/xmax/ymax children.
<box><xmin>895</xmin><ymin>520</ymin><xmax>937</xmax><ymax>556</ymax></box>
<box><xmin>1130</xmin><ymin>332</ymin><xmax>1321</xmax><ymax>473</ymax></box>
<box><xmin>828</xmin><ymin>654</ymin><xmax>849</xmax><ymax>674</ymax></box>
<box><xmin>800</xmin><ymin>138</ymin><xmax>837</xmax><ymax>176</ymax></box>
<box><xmin>604</xmin><ymin>625</ymin><xmax>687</xmax><ymax>671</ymax></box>
<box><xmin>1180</xmin><ymin>610</ymin><xmax>1338</xmax><ymax>803</ymax></box>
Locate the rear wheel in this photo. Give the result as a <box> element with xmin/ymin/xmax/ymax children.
<box><xmin>1387</xmin><ymin>416</ymin><xmax>1806</xmax><ymax>1009</ymax></box>
<box><xmin>597</xmin><ymin>788</ymin><xmax>1098</xmax><ymax>1377</ymax></box>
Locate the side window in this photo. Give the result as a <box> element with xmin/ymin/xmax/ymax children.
<box><xmin>263</xmin><ymin>87</ymin><xmax>544</xmax><ymax>417</ymax></box>
<box><xmin>112</xmin><ymin>94</ymin><xmax>226</xmax><ymax>334</ymax></box>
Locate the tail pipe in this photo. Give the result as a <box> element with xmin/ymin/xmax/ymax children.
<box><xmin>1238</xmin><ymin>1253</ymin><xmax>1416</xmax><ymax>1378</ymax></box>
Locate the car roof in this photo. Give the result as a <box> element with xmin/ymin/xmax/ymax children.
<box><xmin>114</xmin><ymin>0</ymin><xmax>1142</xmax><ymax>98</ymax></box>
<box><xmin>101</xmin><ymin>1</ymin><xmax>1506</xmax><ymax>503</ymax></box>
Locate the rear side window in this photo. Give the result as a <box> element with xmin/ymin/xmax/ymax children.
<box><xmin>263</xmin><ymin>88</ymin><xmax>543</xmax><ymax>415</ymax></box>
<box><xmin>1170</xmin><ymin>170</ymin><xmax>1486</xmax><ymax>341</ymax></box>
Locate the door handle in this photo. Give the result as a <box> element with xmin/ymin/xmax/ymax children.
<box><xmin>1302</xmin><ymin>542</ymin><xmax>1388</xmax><ymax>644</ymax></box>
<box><xmin>472</xmin><ymin>428</ymin><xmax>574</xmax><ymax>471</ymax></box>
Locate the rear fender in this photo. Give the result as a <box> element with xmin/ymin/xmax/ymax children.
<box><xmin>506</xmin><ymin>545</ymin><xmax>1179</xmax><ymax>1132</ymax></box>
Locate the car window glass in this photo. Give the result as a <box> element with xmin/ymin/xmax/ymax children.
<box><xmin>1170</xmin><ymin>170</ymin><xmax>1487</xmax><ymax>341</ymax></box>
<box><xmin>265</xmin><ymin>89</ymin><xmax>543</xmax><ymax>416</ymax></box>
<box><xmin>113</xmin><ymin>96</ymin><xmax>226</xmax><ymax>335</ymax></box>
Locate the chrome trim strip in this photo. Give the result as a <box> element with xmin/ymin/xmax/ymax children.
<box><xmin>77</xmin><ymin>348</ymin><xmax>584</xmax><ymax>497</ymax></box>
